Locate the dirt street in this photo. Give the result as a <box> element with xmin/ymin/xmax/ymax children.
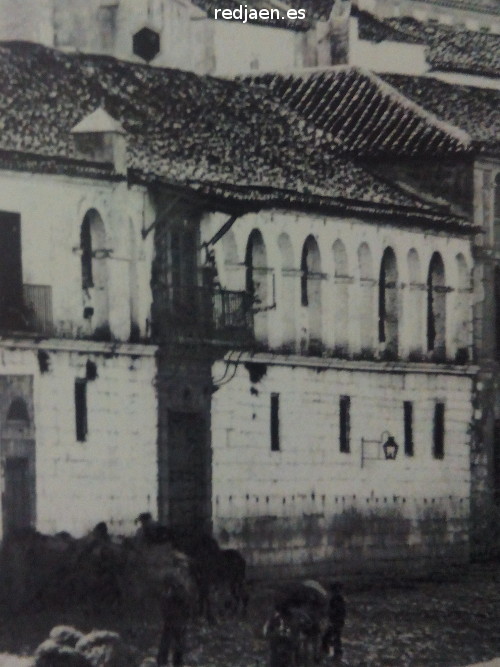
<box><xmin>0</xmin><ymin>562</ymin><xmax>498</xmax><ymax>666</ymax></box>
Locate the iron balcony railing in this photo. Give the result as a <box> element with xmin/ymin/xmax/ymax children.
<box><xmin>23</xmin><ymin>284</ymin><xmax>54</xmax><ymax>335</ymax></box>
<box><xmin>153</xmin><ymin>286</ymin><xmax>254</xmax><ymax>342</ymax></box>
<box><xmin>0</xmin><ymin>285</ymin><xmax>53</xmax><ymax>336</ymax></box>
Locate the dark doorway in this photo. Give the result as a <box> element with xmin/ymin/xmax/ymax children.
<box><xmin>3</xmin><ymin>457</ymin><xmax>30</xmax><ymax>534</ymax></box>
<box><xmin>0</xmin><ymin>211</ymin><xmax>24</xmax><ymax>330</ymax></box>
<box><xmin>0</xmin><ymin>377</ymin><xmax>36</xmax><ymax>538</ymax></box>
<box><xmin>161</xmin><ymin>411</ymin><xmax>208</xmax><ymax>533</ymax></box>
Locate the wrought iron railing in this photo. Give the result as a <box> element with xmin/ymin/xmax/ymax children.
<box><xmin>153</xmin><ymin>286</ymin><xmax>253</xmax><ymax>342</ymax></box>
<box><xmin>23</xmin><ymin>284</ymin><xmax>54</xmax><ymax>335</ymax></box>
<box><xmin>0</xmin><ymin>285</ymin><xmax>53</xmax><ymax>335</ymax></box>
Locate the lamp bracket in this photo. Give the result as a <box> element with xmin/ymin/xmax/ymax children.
<box><xmin>361</xmin><ymin>431</ymin><xmax>398</xmax><ymax>468</ymax></box>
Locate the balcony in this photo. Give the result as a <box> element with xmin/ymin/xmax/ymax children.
<box><xmin>0</xmin><ymin>285</ymin><xmax>53</xmax><ymax>336</ymax></box>
<box><xmin>153</xmin><ymin>286</ymin><xmax>254</xmax><ymax>344</ymax></box>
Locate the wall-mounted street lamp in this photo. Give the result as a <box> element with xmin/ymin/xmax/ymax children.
<box><xmin>382</xmin><ymin>435</ymin><xmax>399</xmax><ymax>460</ymax></box>
<box><xmin>361</xmin><ymin>431</ymin><xmax>399</xmax><ymax>468</ymax></box>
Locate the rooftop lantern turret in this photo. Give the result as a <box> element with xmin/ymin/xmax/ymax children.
<box><xmin>71</xmin><ymin>107</ymin><xmax>127</xmax><ymax>174</ymax></box>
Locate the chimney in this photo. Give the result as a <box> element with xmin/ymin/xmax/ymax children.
<box><xmin>71</xmin><ymin>107</ymin><xmax>127</xmax><ymax>174</ymax></box>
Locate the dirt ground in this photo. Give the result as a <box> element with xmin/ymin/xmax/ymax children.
<box><xmin>0</xmin><ymin>562</ymin><xmax>498</xmax><ymax>666</ymax></box>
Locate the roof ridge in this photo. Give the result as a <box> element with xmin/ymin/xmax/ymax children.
<box><xmin>355</xmin><ymin>68</ymin><xmax>471</xmax><ymax>147</ymax></box>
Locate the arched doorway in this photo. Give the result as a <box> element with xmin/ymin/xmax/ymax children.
<box><xmin>1</xmin><ymin>380</ymin><xmax>36</xmax><ymax>537</ymax></box>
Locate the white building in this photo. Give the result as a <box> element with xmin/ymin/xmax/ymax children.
<box><xmin>0</xmin><ymin>0</ymin><xmax>349</xmax><ymax>74</ymax></box>
<box><xmin>0</xmin><ymin>149</ymin><xmax>159</xmax><ymax>539</ymax></box>
<box><xmin>0</xmin><ymin>42</ymin><xmax>483</xmax><ymax>575</ymax></box>
<box><xmin>203</xmin><ymin>203</ymin><xmax>475</xmax><ymax>573</ymax></box>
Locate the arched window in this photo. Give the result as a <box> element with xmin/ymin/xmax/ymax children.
<box><xmin>80</xmin><ymin>209</ymin><xmax>109</xmax><ymax>335</ymax></box>
<box><xmin>300</xmin><ymin>235</ymin><xmax>322</xmax><ymax>353</ymax></box>
<box><xmin>407</xmin><ymin>249</ymin><xmax>422</xmax><ymax>355</ymax></box>
<box><xmin>333</xmin><ymin>239</ymin><xmax>349</xmax><ymax>351</ymax></box>
<box><xmin>278</xmin><ymin>233</ymin><xmax>295</xmax><ymax>349</ymax></box>
<box><xmin>379</xmin><ymin>247</ymin><xmax>399</xmax><ymax>354</ymax></box>
<box><xmin>427</xmin><ymin>252</ymin><xmax>446</xmax><ymax>355</ymax></box>
<box><xmin>358</xmin><ymin>243</ymin><xmax>374</xmax><ymax>352</ymax></box>
<box><xmin>245</xmin><ymin>229</ymin><xmax>268</xmax><ymax>344</ymax></box>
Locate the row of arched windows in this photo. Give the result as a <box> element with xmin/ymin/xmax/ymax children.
<box><xmin>242</xmin><ymin>229</ymin><xmax>471</xmax><ymax>361</ymax></box>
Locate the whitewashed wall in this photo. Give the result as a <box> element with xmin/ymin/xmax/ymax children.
<box><xmin>113</xmin><ymin>0</ymin><xmax>215</xmax><ymax>73</ymax></box>
<box><xmin>203</xmin><ymin>209</ymin><xmax>474</xmax><ymax>361</ymax></box>
<box><xmin>349</xmin><ymin>17</ymin><xmax>428</xmax><ymax>75</ymax></box>
<box><xmin>0</xmin><ymin>339</ymin><xmax>157</xmax><ymax>540</ymax></box>
<box><xmin>0</xmin><ymin>169</ymin><xmax>155</xmax><ymax>341</ymax></box>
<box><xmin>211</xmin><ymin>354</ymin><xmax>473</xmax><ymax>573</ymax></box>
<box><xmin>213</xmin><ymin>21</ymin><xmax>302</xmax><ymax>75</ymax></box>
<box><xmin>0</xmin><ymin>0</ymin><xmax>54</xmax><ymax>45</ymax></box>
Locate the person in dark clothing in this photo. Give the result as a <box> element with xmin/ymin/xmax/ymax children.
<box><xmin>157</xmin><ymin>575</ymin><xmax>191</xmax><ymax>667</ymax></box>
<box><xmin>264</xmin><ymin>601</ymin><xmax>298</xmax><ymax>667</ymax></box>
<box><xmin>321</xmin><ymin>581</ymin><xmax>346</xmax><ymax>661</ymax></box>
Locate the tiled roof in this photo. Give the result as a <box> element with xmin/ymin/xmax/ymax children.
<box><xmin>422</xmin><ymin>0</ymin><xmax>500</xmax><ymax>14</ymax></box>
<box><xmin>0</xmin><ymin>41</ymin><xmax>469</xmax><ymax>229</ymax></box>
<box><xmin>355</xmin><ymin>9</ymin><xmax>426</xmax><ymax>44</ymax></box>
<box><xmin>382</xmin><ymin>74</ymin><xmax>500</xmax><ymax>153</ymax></box>
<box><xmin>357</xmin><ymin>11</ymin><xmax>500</xmax><ymax>77</ymax></box>
<box><xmin>246</xmin><ymin>69</ymin><xmax>471</xmax><ymax>157</ymax></box>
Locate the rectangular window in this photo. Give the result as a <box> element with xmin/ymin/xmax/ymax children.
<box><xmin>433</xmin><ymin>402</ymin><xmax>445</xmax><ymax>459</ymax></box>
<box><xmin>80</xmin><ymin>214</ymin><xmax>93</xmax><ymax>290</ymax></box>
<box><xmin>339</xmin><ymin>395</ymin><xmax>350</xmax><ymax>453</ymax></box>
<box><xmin>0</xmin><ymin>211</ymin><xmax>23</xmax><ymax>329</ymax></box>
<box><xmin>270</xmin><ymin>393</ymin><xmax>280</xmax><ymax>452</ymax></box>
<box><xmin>75</xmin><ymin>379</ymin><xmax>88</xmax><ymax>442</ymax></box>
<box><xmin>404</xmin><ymin>401</ymin><xmax>414</xmax><ymax>457</ymax></box>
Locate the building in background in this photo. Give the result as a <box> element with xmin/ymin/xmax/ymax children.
<box><xmin>0</xmin><ymin>0</ymin><xmax>350</xmax><ymax>74</ymax></box>
<box><xmin>1</xmin><ymin>0</ymin><xmax>497</xmax><ymax>82</ymax></box>
<box><xmin>351</xmin><ymin>4</ymin><xmax>499</xmax><ymax>83</ymax></box>
<box><xmin>354</xmin><ymin>0</ymin><xmax>500</xmax><ymax>31</ymax></box>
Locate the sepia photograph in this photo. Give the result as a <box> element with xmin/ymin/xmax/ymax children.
<box><xmin>0</xmin><ymin>0</ymin><xmax>498</xmax><ymax>665</ymax></box>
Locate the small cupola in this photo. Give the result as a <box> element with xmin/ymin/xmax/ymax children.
<box><xmin>71</xmin><ymin>107</ymin><xmax>127</xmax><ymax>174</ymax></box>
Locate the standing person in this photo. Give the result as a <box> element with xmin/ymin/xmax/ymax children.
<box><xmin>157</xmin><ymin>574</ymin><xmax>191</xmax><ymax>667</ymax></box>
<box><xmin>263</xmin><ymin>601</ymin><xmax>298</xmax><ymax>667</ymax></box>
<box><xmin>322</xmin><ymin>582</ymin><xmax>347</xmax><ymax>661</ymax></box>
